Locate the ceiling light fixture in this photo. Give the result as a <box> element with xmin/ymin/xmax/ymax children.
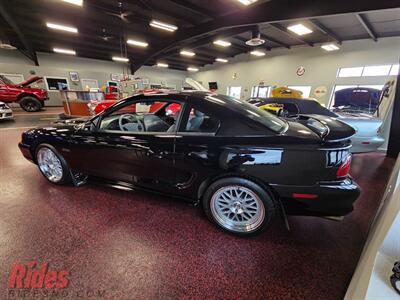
<box><xmin>150</xmin><ymin>20</ymin><xmax>178</xmax><ymax>32</ymax></box>
<box><xmin>187</xmin><ymin>67</ymin><xmax>199</xmax><ymax>72</ymax></box>
<box><xmin>287</xmin><ymin>24</ymin><xmax>313</xmax><ymax>36</ymax></box>
<box><xmin>157</xmin><ymin>63</ymin><xmax>169</xmax><ymax>68</ymax></box>
<box><xmin>250</xmin><ymin>50</ymin><xmax>266</xmax><ymax>57</ymax></box>
<box><xmin>46</xmin><ymin>22</ymin><xmax>78</xmax><ymax>33</ymax></box>
<box><xmin>213</xmin><ymin>40</ymin><xmax>231</xmax><ymax>47</ymax></box>
<box><xmin>127</xmin><ymin>39</ymin><xmax>148</xmax><ymax>48</ymax></box>
<box><xmin>236</xmin><ymin>0</ymin><xmax>259</xmax><ymax>5</ymax></box>
<box><xmin>321</xmin><ymin>43</ymin><xmax>340</xmax><ymax>51</ymax></box>
<box><xmin>216</xmin><ymin>58</ymin><xmax>228</xmax><ymax>63</ymax></box>
<box><xmin>61</xmin><ymin>0</ymin><xmax>83</xmax><ymax>6</ymax></box>
<box><xmin>180</xmin><ymin>50</ymin><xmax>196</xmax><ymax>57</ymax></box>
<box><xmin>246</xmin><ymin>25</ymin><xmax>265</xmax><ymax>46</ymax></box>
<box><xmin>53</xmin><ymin>48</ymin><xmax>76</xmax><ymax>55</ymax></box>
<box><xmin>112</xmin><ymin>56</ymin><xmax>129</xmax><ymax>62</ymax></box>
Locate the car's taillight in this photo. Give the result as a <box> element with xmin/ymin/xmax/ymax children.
<box><xmin>337</xmin><ymin>155</ymin><xmax>352</xmax><ymax>177</ymax></box>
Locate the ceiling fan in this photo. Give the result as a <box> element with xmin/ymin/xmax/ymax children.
<box><xmin>98</xmin><ymin>28</ymin><xmax>114</xmax><ymax>42</ymax></box>
<box><xmin>105</xmin><ymin>1</ymin><xmax>131</xmax><ymax>23</ymax></box>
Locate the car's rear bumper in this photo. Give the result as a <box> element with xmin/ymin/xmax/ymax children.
<box><xmin>18</xmin><ymin>142</ymin><xmax>34</xmax><ymax>162</ymax></box>
<box><xmin>272</xmin><ymin>177</ymin><xmax>361</xmax><ymax>216</ymax></box>
<box><xmin>351</xmin><ymin>136</ymin><xmax>385</xmax><ymax>153</ymax></box>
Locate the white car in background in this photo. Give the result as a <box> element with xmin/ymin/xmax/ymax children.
<box><xmin>248</xmin><ymin>97</ymin><xmax>385</xmax><ymax>153</ymax></box>
<box><xmin>0</xmin><ymin>102</ymin><xmax>13</xmax><ymax>120</ymax></box>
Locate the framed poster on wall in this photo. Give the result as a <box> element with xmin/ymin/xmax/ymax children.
<box><xmin>69</xmin><ymin>71</ymin><xmax>79</xmax><ymax>82</ymax></box>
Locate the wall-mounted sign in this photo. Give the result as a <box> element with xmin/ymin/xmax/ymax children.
<box><xmin>111</xmin><ymin>73</ymin><xmax>120</xmax><ymax>81</ymax></box>
<box><xmin>296</xmin><ymin>66</ymin><xmax>306</xmax><ymax>76</ymax></box>
<box><xmin>69</xmin><ymin>71</ymin><xmax>79</xmax><ymax>82</ymax></box>
<box><xmin>314</xmin><ymin>86</ymin><xmax>328</xmax><ymax>98</ymax></box>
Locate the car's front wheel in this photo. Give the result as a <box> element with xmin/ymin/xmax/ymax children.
<box><xmin>35</xmin><ymin>145</ymin><xmax>72</xmax><ymax>185</ymax></box>
<box><xmin>19</xmin><ymin>96</ymin><xmax>42</xmax><ymax>112</ymax></box>
<box><xmin>203</xmin><ymin>177</ymin><xmax>276</xmax><ymax>236</ymax></box>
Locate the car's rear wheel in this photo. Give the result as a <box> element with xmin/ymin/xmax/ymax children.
<box><xmin>203</xmin><ymin>177</ymin><xmax>276</xmax><ymax>236</ymax></box>
<box><xmin>35</xmin><ymin>145</ymin><xmax>72</xmax><ymax>185</ymax></box>
<box><xmin>19</xmin><ymin>96</ymin><xmax>42</xmax><ymax>112</ymax></box>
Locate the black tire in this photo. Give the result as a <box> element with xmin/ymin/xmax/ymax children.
<box><xmin>202</xmin><ymin>177</ymin><xmax>276</xmax><ymax>237</ymax></box>
<box><xmin>35</xmin><ymin>144</ymin><xmax>73</xmax><ymax>185</ymax></box>
<box><xmin>19</xmin><ymin>96</ymin><xmax>42</xmax><ymax>112</ymax></box>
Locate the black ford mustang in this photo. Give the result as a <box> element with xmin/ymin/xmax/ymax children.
<box><xmin>19</xmin><ymin>92</ymin><xmax>360</xmax><ymax>236</ymax></box>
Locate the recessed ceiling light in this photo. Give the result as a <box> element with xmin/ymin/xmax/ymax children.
<box><xmin>157</xmin><ymin>63</ymin><xmax>169</xmax><ymax>68</ymax></box>
<box><xmin>250</xmin><ymin>50</ymin><xmax>266</xmax><ymax>57</ymax></box>
<box><xmin>216</xmin><ymin>58</ymin><xmax>228</xmax><ymax>63</ymax></box>
<box><xmin>53</xmin><ymin>48</ymin><xmax>76</xmax><ymax>55</ymax></box>
<box><xmin>287</xmin><ymin>24</ymin><xmax>313</xmax><ymax>36</ymax></box>
<box><xmin>112</xmin><ymin>56</ymin><xmax>129</xmax><ymax>62</ymax></box>
<box><xmin>180</xmin><ymin>50</ymin><xmax>196</xmax><ymax>57</ymax></box>
<box><xmin>61</xmin><ymin>0</ymin><xmax>83</xmax><ymax>6</ymax></box>
<box><xmin>150</xmin><ymin>20</ymin><xmax>178</xmax><ymax>32</ymax></box>
<box><xmin>213</xmin><ymin>40</ymin><xmax>231</xmax><ymax>47</ymax></box>
<box><xmin>187</xmin><ymin>67</ymin><xmax>199</xmax><ymax>72</ymax></box>
<box><xmin>321</xmin><ymin>44</ymin><xmax>340</xmax><ymax>51</ymax></box>
<box><xmin>46</xmin><ymin>22</ymin><xmax>78</xmax><ymax>33</ymax></box>
<box><xmin>127</xmin><ymin>39</ymin><xmax>148</xmax><ymax>48</ymax></box>
<box><xmin>236</xmin><ymin>0</ymin><xmax>259</xmax><ymax>5</ymax></box>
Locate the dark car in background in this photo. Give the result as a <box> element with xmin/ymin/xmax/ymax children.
<box><xmin>19</xmin><ymin>92</ymin><xmax>360</xmax><ymax>236</ymax></box>
<box><xmin>0</xmin><ymin>75</ymin><xmax>48</xmax><ymax>112</ymax></box>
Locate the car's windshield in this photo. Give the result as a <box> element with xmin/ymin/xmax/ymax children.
<box><xmin>0</xmin><ymin>75</ymin><xmax>14</xmax><ymax>85</ymax></box>
<box><xmin>208</xmin><ymin>94</ymin><xmax>288</xmax><ymax>133</ymax></box>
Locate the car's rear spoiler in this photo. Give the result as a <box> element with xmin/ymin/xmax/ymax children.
<box><xmin>297</xmin><ymin>114</ymin><xmax>356</xmax><ymax>142</ymax></box>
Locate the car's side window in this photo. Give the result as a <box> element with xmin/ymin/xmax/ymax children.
<box><xmin>98</xmin><ymin>99</ymin><xmax>182</xmax><ymax>134</ymax></box>
<box><xmin>182</xmin><ymin>108</ymin><xmax>220</xmax><ymax>134</ymax></box>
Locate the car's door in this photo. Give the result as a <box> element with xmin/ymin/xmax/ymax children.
<box><xmin>68</xmin><ymin>96</ymin><xmax>184</xmax><ymax>193</ymax></box>
<box><xmin>173</xmin><ymin>103</ymin><xmax>223</xmax><ymax>198</ymax></box>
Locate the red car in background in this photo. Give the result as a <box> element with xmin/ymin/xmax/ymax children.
<box><xmin>89</xmin><ymin>89</ymin><xmax>180</xmax><ymax>115</ymax></box>
<box><xmin>0</xmin><ymin>75</ymin><xmax>48</xmax><ymax>112</ymax></box>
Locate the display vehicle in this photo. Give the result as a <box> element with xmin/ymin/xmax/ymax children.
<box><xmin>249</xmin><ymin>97</ymin><xmax>385</xmax><ymax>153</ymax></box>
<box><xmin>0</xmin><ymin>75</ymin><xmax>48</xmax><ymax>112</ymax></box>
<box><xmin>0</xmin><ymin>101</ymin><xmax>13</xmax><ymax>120</ymax></box>
<box><xmin>19</xmin><ymin>92</ymin><xmax>360</xmax><ymax>236</ymax></box>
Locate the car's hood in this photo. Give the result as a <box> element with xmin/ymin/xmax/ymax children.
<box><xmin>290</xmin><ymin>114</ymin><xmax>356</xmax><ymax>142</ymax></box>
<box><xmin>17</xmin><ymin>76</ymin><xmax>43</xmax><ymax>87</ymax></box>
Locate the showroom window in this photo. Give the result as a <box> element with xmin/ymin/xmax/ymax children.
<box><xmin>45</xmin><ymin>77</ymin><xmax>69</xmax><ymax>91</ymax></box>
<box><xmin>251</xmin><ymin>86</ymin><xmax>271</xmax><ymax>98</ymax></box>
<box><xmin>227</xmin><ymin>86</ymin><xmax>241</xmax><ymax>99</ymax></box>
<box><xmin>183</xmin><ymin>108</ymin><xmax>220</xmax><ymax>134</ymax></box>
<box><xmin>337</xmin><ymin>67</ymin><xmax>364</xmax><ymax>78</ymax></box>
<box><xmin>362</xmin><ymin>65</ymin><xmax>392</xmax><ymax>77</ymax></box>
<box><xmin>287</xmin><ymin>86</ymin><xmax>312</xmax><ymax>98</ymax></box>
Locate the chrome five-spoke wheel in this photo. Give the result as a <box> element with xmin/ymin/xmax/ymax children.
<box><xmin>37</xmin><ymin>147</ymin><xmax>64</xmax><ymax>183</ymax></box>
<box><xmin>210</xmin><ymin>185</ymin><xmax>265</xmax><ymax>233</ymax></box>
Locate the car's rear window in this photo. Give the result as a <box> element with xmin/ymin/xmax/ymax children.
<box><xmin>208</xmin><ymin>94</ymin><xmax>288</xmax><ymax>133</ymax></box>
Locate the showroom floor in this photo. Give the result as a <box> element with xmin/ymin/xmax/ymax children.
<box><xmin>0</xmin><ymin>112</ymin><xmax>395</xmax><ymax>300</ymax></box>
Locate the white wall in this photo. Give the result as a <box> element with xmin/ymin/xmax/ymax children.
<box><xmin>193</xmin><ymin>37</ymin><xmax>400</xmax><ymax>105</ymax></box>
<box><xmin>0</xmin><ymin>50</ymin><xmax>187</xmax><ymax>106</ymax></box>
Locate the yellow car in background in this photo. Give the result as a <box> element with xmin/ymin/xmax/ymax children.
<box><xmin>259</xmin><ymin>103</ymin><xmax>284</xmax><ymax>114</ymax></box>
<box><xmin>271</xmin><ymin>86</ymin><xmax>303</xmax><ymax>98</ymax></box>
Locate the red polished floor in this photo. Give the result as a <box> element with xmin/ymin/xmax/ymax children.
<box><xmin>0</xmin><ymin>128</ymin><xmax>394</xmax><ymax>299</ymax></box>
